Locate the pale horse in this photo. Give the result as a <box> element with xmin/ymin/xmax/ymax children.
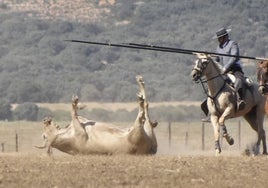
<box><xmin>190</xmin><ymin>54</ymin><xmax>267</xmax><ymax>155</ymax></box>
<box><xmin>35</xmin><ymin>75</ymin><xmax>158</xmax><ymax>155</ymax></box>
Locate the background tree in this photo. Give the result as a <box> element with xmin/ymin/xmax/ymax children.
<box><xmin>13</xmin><ymin>103</ymin><xmax>39</xmax><ymax>121</ymax></box>
<box><xmin>0</xmin><ymin>99</ymin><xmax>12</xmax><ymax>120</ymax></box>
<box><xmin>0</xmin><ymin>0</ymin><xmax>266</xmax><ymax>104</ymax></box>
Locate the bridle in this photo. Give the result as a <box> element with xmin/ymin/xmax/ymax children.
<box><xmin>192</xmin><ymin>58</ymin><xmax>226</xmax><ymax>101</ymax></box>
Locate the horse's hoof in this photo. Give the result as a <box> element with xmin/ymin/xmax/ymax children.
<box><xmin>215</xmin><ymin>149</ymin><xmax>221</xmax><ymax>156</ymax></box>
<box><xmin>228</xmin><ymin>138</ymin><xmax>234</xmax><ymax>145</ymax></box>
<box><xmin>215</xmin><ymin>140</ymin><xmax>221</xmax><ymax>156</ymax></box>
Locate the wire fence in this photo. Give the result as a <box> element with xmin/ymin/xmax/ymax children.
<box><xmin>0</xmin><ymin>119</ymin><xmax>265</xmax><ymax>155</ymax></box>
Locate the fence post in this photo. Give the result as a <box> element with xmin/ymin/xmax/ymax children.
<box><xmin>185</xmin><ymin>131</ymin><xmax>188</xmax><ymax>147</ymax></box>
<box><xmin>238</xmin><ymin>120</ymin><xmax>241</xmax><ymax>150</ymax></box>
<box><xmin>15</xmin><ymin>132</ymin><xmax>18</xmax><ymax>152</ymax></box>
<box><xmin>168</xmin><ymin>122</ymin><xmax>171</xmax><ymax>147</ymax></box>
<box><xmin>202</xmin><ymin>122</ymin><xmax>205</xmax><ymax>150</ymax></box>
<box><xmin>1</xmin><ymin>143</ymin><xmax>4</xmax><ymax>152</ymax></box>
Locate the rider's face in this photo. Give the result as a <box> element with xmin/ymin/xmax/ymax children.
<box><xmin>218</xmin><ymin>35</ymin><xmax>228</xmax><ymax>46</ymax></box>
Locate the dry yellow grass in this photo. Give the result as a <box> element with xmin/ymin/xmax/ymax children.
<box><xmin>0</xmin><ymin>119</ymin><xmax>261</xmax><ymax>156</ymax></box>
<box><xmin>1</xmin><ymin>154</ymin><xmax>268</xmax><ymax>188</ymax></box>
<box><xmin>34</xmin><ymin>101</ymin><xmax>201</xmax><ymax>112</ymax></box>
<box><xmin>0</xmin><ymin>119</ymin><xmax>267</xmax><ymax>187</ymax></box>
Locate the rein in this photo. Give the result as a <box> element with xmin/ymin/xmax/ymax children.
<box><xmin>199</xmin><ymin>76</ymin><xmax>226</xmax><ymax>101</ymax></box>
<box><xmin>198</xmin><ymin>60</ymin><xmax>227</xmax><ymax>101</ymax></box>
<box><xmin>196</xmin><ymin>59</ymin><xmax>228</xmax><ymax>115</ymax></box>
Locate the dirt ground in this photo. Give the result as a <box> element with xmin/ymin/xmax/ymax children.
<box><xmin>0</xmin><ymin>153</ymin><xmax>268</xmax><ymax>188</ymax></box>
<box><xmin>0</xmin><ymin>119</ymin><xmax>267</xmax><ymax>188</ymax></box>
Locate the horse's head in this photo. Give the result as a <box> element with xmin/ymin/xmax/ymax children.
<box><xmin>191</xmin><ymin>54</ymin><xmax>212</xmax><ymax>82</ymax></box>
<box><xmin>258</xmin><ymin>60</ymin><xmax>268</xmax><ymax>75</ymax></box>
<box><xmin>257</xmin><ymin>60</ymin><xmax>268</xmax><ymax>95</ymax></box>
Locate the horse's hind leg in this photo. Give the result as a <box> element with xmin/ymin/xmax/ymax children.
<box><xmin>134</xmin><ymin>76</ymin><xmax>145</xmax><ymax>127</ymax></box>
<box><xmin>262</xmin><ymin>130</ymin><xmax>267</xmax><ymax>154</ymax></box>
<box><xmin>136</xmin><ymin>75</ymin><xmax>157</xmax><ymax>130</ymax></box>
<box><xmin>134</xmin><ymin>91</ymin><xmax>145</xmax><ymax>127</ymax></box>
<box><xmin>71</xmin><ymin>95</ymin><xmax>88</xmax><ymax>137</ymax></box>
<box><xmin>244</xmin><ymin>110</ymin><xmax>267</xmax><ymax>155</ymax></box>
<box><xmin>221</xmin><ymin>125</ymin><xmax>234</xmax><ymax>145</ymax></box>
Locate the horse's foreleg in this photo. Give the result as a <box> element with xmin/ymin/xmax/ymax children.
<box><xmin>218</xmin><ymin>106</ymin><xmax>233</xmax><ymax>126</ymax></box>
<box><xmin>218</xmin><ymin>106</ymin><xmax>234</xmax><ymax>145</ymax></box>
<box><xmin>47</xmin><ymin>146</ymin><xmax>53</xmax><ymax>156</ymax></box>
<box><xmin>256</xmin><ymin>109</ymin><xmax>267</xmax><ymax>154</ymax></box>
<box><xmin>35</xmin><ymin>134</ymin><xmax>49</xmax><ymax>149</ymax></box>
<box><xmin>211</xmin><ymin>116</ymin><xmax>221</xmax><ymax>155</ymax></box>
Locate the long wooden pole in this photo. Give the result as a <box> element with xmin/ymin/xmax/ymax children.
<box><xmin>66</xmin><ymin>40</ymin><xmax>268</xmax><ymax>61</ymax></box>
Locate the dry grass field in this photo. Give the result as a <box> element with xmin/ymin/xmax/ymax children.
<box><xmin>34</xmin><ymin>101</ymin><xmax>201</xmax><ymax>112</ymax></box>
<box><xmin>1</xmin><ymin>153</ymin><xmax>268</xmax><ymax>188</ymax></box>
<box><xmin>1</xmin><ymin>102</ymin><xmax>268</xmax><ymax>187</ymax></box>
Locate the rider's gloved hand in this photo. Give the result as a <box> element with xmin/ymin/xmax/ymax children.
<box><xmin>258</xmin><ymin>86</ymin><xmax>266</xmax><ymax>95</ymax></box>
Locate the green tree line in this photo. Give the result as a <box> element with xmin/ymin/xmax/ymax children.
<box><xmin>0</xmin><ymin>99</ymin><xmax>202</xmax><ymax>122</ymax></box>
<box><xmin>0</xmin><ymin>0</ymin><xmax>267</xmax><ymax>120</ymax></box>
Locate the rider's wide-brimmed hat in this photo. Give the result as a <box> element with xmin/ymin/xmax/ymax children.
<box><xmin>212</xmin><ymin>27</ymin><xmax>231</xmax><ymax>39</ymax></box>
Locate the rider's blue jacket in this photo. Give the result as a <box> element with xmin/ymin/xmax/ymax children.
<box><xmin>216</xmin><ymin>39</ymin><xmax>243</xmax><ymax>73</ymax></box>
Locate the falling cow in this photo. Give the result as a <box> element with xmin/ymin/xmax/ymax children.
<box><xmin>35</xmin><ymin>75</ymin><xmax>158</xmax><ymax>155</ymax></box>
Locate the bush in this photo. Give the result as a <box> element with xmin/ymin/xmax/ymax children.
<box><xmin>37</xmin><ymin>107</ymin><xmax>53</xmax><ymax>121</ymax></box>
<box><xmin>13</xmin><ymin>103</ymin><xmax>39</xmax><ymax>121</ymax></box>
<box><xmin>0</xmin><ymin>99</ymin><xmax>12</xmax><ymax>120</ymax></box>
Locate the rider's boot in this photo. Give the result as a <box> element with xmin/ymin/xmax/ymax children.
<box><xmin>237</xmin><ymin>88</ymin><xmax>246</xmax><ymax>111</ymax></box>
<box><xmin>201</xmin><ymin>115</ymin><xmax>211</xmax><ymax>122</ymax></box>
<box><xmin>201</xmin><ymin>99</ymin><xmax>210</xmax><ymax>122</ymax></box>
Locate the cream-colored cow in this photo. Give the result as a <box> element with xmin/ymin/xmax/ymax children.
<box><xmin>35</xmin><ymin>75</ymin><xmax>157</xmax><ymax>155</ymax></box>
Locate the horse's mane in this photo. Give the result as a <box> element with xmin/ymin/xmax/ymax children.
<box><xmin>209</xmin><ymin>57</ymin><xmax>224</xmax><ymax>74</ymax></box>
<box><xmin>257</xmin><ymin>60</ymin><xmax>268</xmax><ymax>84</ymax></box>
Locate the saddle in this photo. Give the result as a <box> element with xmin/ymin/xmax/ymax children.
<box><xmin>226</xmin><ymin>73</ymin><xmax>253</xmax><ymax>89</ymax></box>
<box><xmin>226</xmin><ymin>73</ymin><xmax>254</xmax><ymax>111</ymax></box>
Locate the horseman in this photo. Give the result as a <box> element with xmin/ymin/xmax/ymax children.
<box><xmin>214</xmin><ymin>27</ymin><xmax>246</xmax><ymax>110</ymax></box>
<box><xmin>201</xmin><ymin>27</ymin><xmax>246</xmax><ymax>122</ymax></box>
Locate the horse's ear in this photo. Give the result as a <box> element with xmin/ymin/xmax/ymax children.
<box><xmin>195</xmin><ymin>53</ymin><xmax>208</xmax><ymax>59</ymax></box>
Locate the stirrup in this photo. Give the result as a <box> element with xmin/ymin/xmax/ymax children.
<box><xmin>237</xmin><ymin>100</ymin><xmax>245</xmax><ymax>111</ymax></box>
<box><xmin>201</xmin><ymin>116</ymin><xmax>210</xmax><ymax>122</ymax></box>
